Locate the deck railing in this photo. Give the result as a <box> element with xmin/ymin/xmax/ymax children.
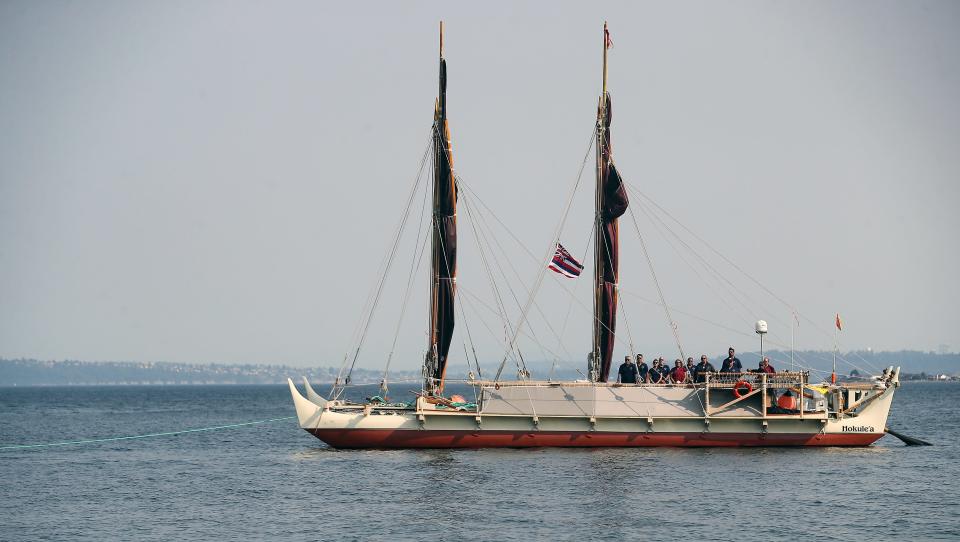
<box><xmin>466</xmin><ymin>371</ymin><xmax>811</xmax><ymax>389</ymax></box>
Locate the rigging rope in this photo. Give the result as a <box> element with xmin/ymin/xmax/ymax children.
<box><xmin>618</xmin><ymin>289</ymin><xmax>868</xmax><ymax>379</ymax></box>
<box><xmin>457</xmin><ymin>179</ymin><xmax>591</xmax><ymax>375</ymax></box>
<box><xmin>457</xmin><ymin>286</ymin><xmax>568</xmax><ymax>365</ymax></box>
<box><xmin>458</xmin><ymin>182</ymin><xmax>529</xmax><ymax>376</ymax></box>
<box><xmin>457</xmin><ymin>174</ymin><xmax>634</xmax><ymax>376</ymax></box>
<box><xmin>625</xmin><ymin>199</ymin><xmax>685</xmax><ymax>361</ymax></box>
<box><xmin>340</xmin><ymin>136</ymin><xmax>432</xmax><ymax>394</ymax></box>
<box><xmin>494</xmin><ymin>128</ymin><xmax>596</xmax><ymax>382</ymax></box>
<box><xmin>457</xmin><ymin>291</ymin><xmax>483</xmax><ymax>379</ymax></box>
<box><xmin>460</xmin><ymin>188</ymin><xmax>540</xmax><ymax>368</ymax></box>
<box><xmin>455</xmin><ymin>174</ymin><xmax>631</xmax><ymax>378</ymax></box>
<box><xmin>629</xmin><ymin>187</ymin><xmax>802</xmax><ymax>364</ymax></box>
<box><xmin>623</xmin><ymin>184</ymin><xmax>877</xmax><ymax>376</ymax></box>
<box><xmin>460</xmin><ymin>180</ymin><xmax>574</xmax><ymax>364</ymax></box>
<box><xmin>381</xmin><ymin>187</ymin><xmax>432</xmax><ymax>394</ymax></box>
<box><xmin>629</xmin><ymin>188</ymin><xmax>853</xmax><ymax>349</ymax></box>
<box><xmin>628</xmin><ymin>189</ymin><xmax>757</xmax><ymax>331</ymax></box>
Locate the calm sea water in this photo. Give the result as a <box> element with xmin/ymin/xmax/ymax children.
<box><xmin>1</xmin><ymin>382</ymin><xmax>958</xmax><ymax>541</ymax></box>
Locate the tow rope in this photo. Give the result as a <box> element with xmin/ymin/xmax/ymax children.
<box><xmin>0</xmin><ymin>416</ymin><xmax>296</xmax><ymax>451</ymax></box>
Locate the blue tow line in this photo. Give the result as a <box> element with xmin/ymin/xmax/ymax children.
<box><xmin>0</xmin><ymin>416</ymin><xmax>297</xmax><ymax>451</ymax></box>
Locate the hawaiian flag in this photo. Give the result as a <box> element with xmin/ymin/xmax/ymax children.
<box><xmin>835</xmin><ymin>313</ymin><xmax>843</xmax><ymax>331</ymax></box>
<box><xmin>605</xmin><ymin>26</ymin><xmax>613</xmax><ymax>49</ymax></box>
<box><xmin>548</xmin><ymin>243</ymin><xmax>584</xmax><ymax>278</ymax></box>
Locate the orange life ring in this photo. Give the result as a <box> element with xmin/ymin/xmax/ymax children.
<box><xmin>733</xmin><ymin>380</ymin><xmax>753</xmax><ymax>398</ymax></box>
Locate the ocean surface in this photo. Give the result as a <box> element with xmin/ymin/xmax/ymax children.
<box><xmin>1</xmin><ymin>382</ymin><xmax>958</xmax><ymax>541</ymax></box>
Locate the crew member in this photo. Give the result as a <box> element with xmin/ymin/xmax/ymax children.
<box><xmin>636</xmin><ymin>354</ymin><xmax>649</xmax><ymax>383</ymax></box>
<box><xmin>694</xmin><ymin>355</ymin><xmax>716</xmax><ymax>383</ymax></box>
<box><xmin>617</xmin><ymin>355</ymin><xmax>638</xmax><ymax>384</ymax></box>
<box><xmin>649</xmin><ymin>359</ymin><xmax>664</xmax><ymax>384</ymax></box>
<box><xmin>671</xmin><ymin>359</ymin><xmax>687</xmax><ymax>384</ymax></box>
<box><xmin>758</xmin><ymin>356</ymin><xmax>777</xmax><ymax>403</ymax></box>
<box><xmin>720</xmin><ymin>347</ymin><xmax>742</xmax><ymax>373</ymax></box>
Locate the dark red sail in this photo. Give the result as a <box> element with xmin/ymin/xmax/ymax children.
<box><xmin>593</xmin><ymin>92</ymin><xmax>628</xmax><ymax>382</ymax></box>
<box><xmin>427</xmin><ymin>51</ymin><xmax>457</xmax><ymax>393</ymax></box>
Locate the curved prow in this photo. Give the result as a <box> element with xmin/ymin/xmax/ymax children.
<box><xmin>302</xmin><ymin>376</ymin><xmax>328</xmax><ymax>407</ymax></box>
<box><xmin>288</xmin><ymin>378</ymin><xmax>323</xmax><ymax>428</ymax></box>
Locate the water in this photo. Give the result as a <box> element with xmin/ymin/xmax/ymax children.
<box><xmin>1</xmin><ymin>382</ymin><xmax>958</xmax><ymax>541</ymax></box>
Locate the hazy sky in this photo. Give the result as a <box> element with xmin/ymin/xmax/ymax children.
<box><xmin>1</xmin><ymin>1</ymin><xmax>958</xmax><ymax>373</ymax></box>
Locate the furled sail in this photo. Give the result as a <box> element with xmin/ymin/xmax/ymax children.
<box><xmin>426</xmin><ymin>26</ymin><xmax>457</xmax><ymax>393</ymax></box>
<box><xmin>592</xmin><ymin>92</ymin><xmax>629</xmax><ymax>382</ymax></box>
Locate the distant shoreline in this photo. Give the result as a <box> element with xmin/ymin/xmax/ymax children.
<box><xmin>0</xmin><ymin>358</ymin><xmax>419</xmax><ymax>388</ymax></box>
<box><xmin>2</xmin><ymin>351</ymin><xmax>956</xmax><ymax>387</ymax></box>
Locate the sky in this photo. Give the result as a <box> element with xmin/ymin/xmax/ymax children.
<box><xmin>1</xmin><ymin>1</ymin><xmax>958</xmax><ymax>374</ymax></box>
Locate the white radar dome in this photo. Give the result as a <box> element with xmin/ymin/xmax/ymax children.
<box><xmin>755</xmin><ymin>320</ymin><xmax>768</xmax><ymax>334</ymax></box>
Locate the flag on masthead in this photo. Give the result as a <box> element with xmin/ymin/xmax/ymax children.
<box><xmin>835</xmin><ymin>313</ymin><xmax>843</xmax><ymax>331</ymax></box>
<box><xmin>604</xmin><ymin>26</ymin><xmax>613</xmax><ymax>49</ymax></box>
<box><xmin>548</xmin><ymin>243</ymin><xmax>584</xmax><ymax>278</ymax></box>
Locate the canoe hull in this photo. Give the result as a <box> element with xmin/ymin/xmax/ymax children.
<box><xmin>289</xmin><ymin>376</ymin><xmax>897</xmax><ymax>449</ymax></box>
<box><xmin>306</xmin><ymin>427</ymin><xmax>883</xmax><ymax>449</ymax></box>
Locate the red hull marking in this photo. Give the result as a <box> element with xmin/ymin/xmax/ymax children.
<box><xmin>306</xmin><ymin>429</ymin><xmax>882</xmax><ymax>449</ymax></box>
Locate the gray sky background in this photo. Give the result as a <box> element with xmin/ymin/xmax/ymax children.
<box><xmin>1</xmin><ymin>1</ymin><xmax>958</xmax><ymax>372</ymax></box>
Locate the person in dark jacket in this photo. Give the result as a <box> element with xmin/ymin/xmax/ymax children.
<box><xmin>636</xmin><ymin>354</ymin><xmax>649</xmax><ymax>383</ymax></box>
<box><xmin>720</xmin><ymin>347</ymin><xmax>742</xmax><ymax>373</ymax></box>
<box><xmin>693</xmin><ymin>355</ymin><xmax>716</xmax><ymax>383</ymax></box>
<box><xmin>617</xmin><ymin>355</ymin><xmax>638</xmax><ymax>384</ymax></box>
<box><xmin>649</xmin><ymin>360</ymin><xmax>663</xmax><ymax>383</ymax></box>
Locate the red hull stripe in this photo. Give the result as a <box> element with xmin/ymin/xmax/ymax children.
<box><xmin>307</xmin><ymin>428</ymin><xmax>883</xmax><ymax>449</ymax></box>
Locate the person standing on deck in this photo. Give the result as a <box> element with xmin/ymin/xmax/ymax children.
<box><xmin>686</xmin><ymin>357</ymin><xmax>696</xmax><ymax>379</ymax></box>
<box><xmin>636</xmin><ymin>354</ymin><xmax>649</xmax><ymax>383</ymax></box>
<box><xmin>671</xmin><ymin>359</ymin><xmax>687</xmax><ymax>384</ymax></box>
<box><xmin>657</xmin><ymin>359</ymin><xmax>669</xmax><ymax>383</ymax></box>
<box><xmin>720</xmin><ymin>347</ymin><xmax>742</xmax><ymax>373</ymax></box>
<box><xmin>758</xmin><ymin>356</ymin><xmax>777</xmax><ymax>403</ymax></box>
<box><xmin>617</xmin><ymin>355</ymin><xmax>638</xmax><ymax>384</ymax></box>
<box><xmin>694</xmin><ymin>355</ymin><xmax>716</xmax><ymax>383</ymax></box>
<box><xmin>649</xmin><ymin>360</ymin><xmax>663</xmax><ymax>384</ymax></box>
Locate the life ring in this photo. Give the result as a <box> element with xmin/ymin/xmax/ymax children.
<box><xmin>733</xmin><ymin>380</ymin><xmax>752</xmax><ymax>398</ymax></box>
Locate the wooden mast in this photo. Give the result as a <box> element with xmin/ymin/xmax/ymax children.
<box><xmin>427</xmin><ymin>20</ymin><xmax>457</xmax><ymax>394</ymax></box>
<box><xmin>592</xmin><ymin>22</ymin><xmax>609</xmax><ymax>382</ymax></box>
<box><xmin>591</xmin><ymin>21</ymin><xmax>625</xmax><ymax>383</ymax></box>
<box><xmin>427</xmin><ymin>21</ymin><xmax>444</xmax><ymax>392</ymax></box>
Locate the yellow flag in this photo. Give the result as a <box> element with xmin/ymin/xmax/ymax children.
<box><xmin>806</xmin><ymin>385</ymin><xmax>830</xmax><ymax>396</ymax></box>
